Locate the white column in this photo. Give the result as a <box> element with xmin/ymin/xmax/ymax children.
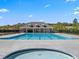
<box><xmin>26</xmin><ymin>28</ymin><xmax>27</xmax><ymax>33</ymax></box>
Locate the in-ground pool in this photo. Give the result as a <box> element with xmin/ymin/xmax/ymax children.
<box><xmin>4</xmin><ymin>48</ymin><xmax>76</xmax><ymax>59</ymax></box>
<box><xmin>0</xmin><ymin>33</ymin><xmax>78</xmax><ymax>40</ymax></box>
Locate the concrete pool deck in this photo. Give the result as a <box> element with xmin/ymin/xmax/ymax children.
<box><xmin>55</xmin><ymin>33</ymin><xmax>79</xmax><ymax>38</ymax></box>
<box><xmin>0</xmin><ymin>33</ymin><xmax>25</xmax><ymax>38</ymax></box>
<box><xmin>0</xmin><ymin>40</ymin><xmax>79</xmax><ymax>59</ymax></box>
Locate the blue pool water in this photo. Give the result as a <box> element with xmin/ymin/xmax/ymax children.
<box><xmin>1</xmin><ymin>33</ymin><xmax>78</xmax><ymax>40</ymax></box>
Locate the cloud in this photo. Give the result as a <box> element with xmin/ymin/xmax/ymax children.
<box><xmin>0</xmin><ymin>8</ymin><xmax>9</xmax><ymax>13</ymax></box>
<box><xmin>44</xmin><ymin>4</ymin><xmax>51</xmax><ymax>8</ymax></box>
<box><xmin>39</xmin><ymin>20</ymin><xmax>44</xmax><ymax>22</ymax></box>
<box><xmin>28</xmin><ymin>14</ymin><xmax>33</xmax><ymax>18</ymax></box>
<box><xmin>73</xmin><ymin>11</ymin><xmax>79</xmax><ymax>15</ymax></box>
<box><xmin>0</xmin><ymin>16</ymin><xmax>3</xmax><ymax>19</ymax></box>
<box><xmin>74</xmin><ymin>7</ymin><xmax>79</xmax><ymax>11</ymax></box>
<box><xmin>73</xmin><ymin>7</ymin><xmax>79</xmax><ymax>15</ymax></box>
<box><xmin>65</xmin><ymin>0</ymin><xmax>76</xmax><ymax>2</ymax></box>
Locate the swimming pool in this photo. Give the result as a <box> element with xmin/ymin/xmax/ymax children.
<box><xmin>4</xmin><ymin>48</ymin><xmax>76</xmax><ymax>59</ymax></box>
<box><xmin>0</xmin><ymin>33</ymin><xmax>78</xmax><ymax>40</ymax></box>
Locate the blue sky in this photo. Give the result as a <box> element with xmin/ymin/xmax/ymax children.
<box><xmin>0</xmin><ymin>0</ymin><xmax>79</xmax><ymax>25</ymax></box>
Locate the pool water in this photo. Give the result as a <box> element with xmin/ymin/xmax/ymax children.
<box><xmin>4</xmin><ymin>49</ymin><xmax>75</xmax><ymax>59</ymax></box>
<box><xmin>1</xmin><ymin>33</ymin><xmax>77</xmax><ymax>40</ymax></box>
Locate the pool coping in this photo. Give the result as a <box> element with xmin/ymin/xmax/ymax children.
<box><xmin>3</xmin><ymin>48</ymin><xmax>76</xmax><ymax>59</ymax></box>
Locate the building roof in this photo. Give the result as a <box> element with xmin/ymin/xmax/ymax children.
<box><xmin>20</xmin><ymin>22</ymin><xmax>53</xmax><ymax>29</ymax></box>
<box><xmin>26</xmin><ymin>22</ymin><xmax>47</xmax><ymax>25</ymax></box>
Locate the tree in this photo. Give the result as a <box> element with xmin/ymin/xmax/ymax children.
<box><xmin>73</xmin><ymin>18</ymin><xmax>78</xmax><ymax>25</ymax></box>
<box><xmin>53</xmin><ymin>22</ymin><xmax>67</xmax><ymax>32</ymax></box>
<box><xmin>72</xmin><ymin>18</ymin><xmax>79</xmax><ymax>34</ymax></box>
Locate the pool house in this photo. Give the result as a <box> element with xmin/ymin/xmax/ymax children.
<box><xmin>20</xmin><ymin>22</ymin><xmax>53</xmax><ymax>33</ymax></box>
